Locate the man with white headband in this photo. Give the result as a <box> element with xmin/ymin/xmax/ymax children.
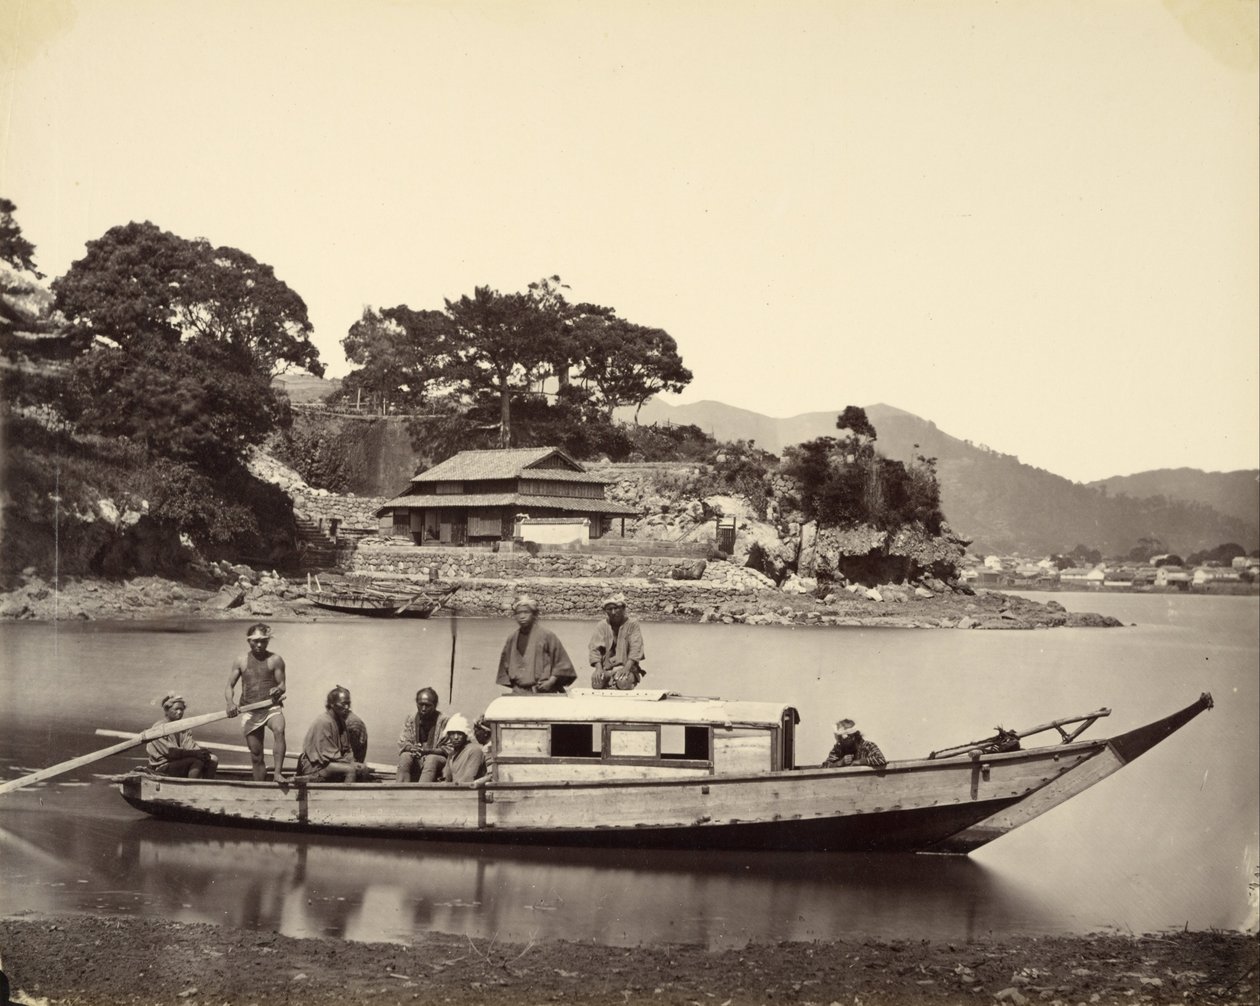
<box><xmin>224</xmin><ymin>622</ymin><xmax>287</xmax><ymax>781</ymax></box>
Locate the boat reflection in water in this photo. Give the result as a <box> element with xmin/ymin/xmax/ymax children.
<box><xmin>112</xmin><ymin>819</ymin><xmax>1052</xmax><ymax>948</ymax></box>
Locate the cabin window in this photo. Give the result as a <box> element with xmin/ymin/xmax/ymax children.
<box><xmin>551</xmin><ymin>723</ymin><xmax>600</xmax><ymax>758</ymax></box>
<box><xmin>713</xmin><ymin>729</ymin><xmax>773</xmax><ymax>774</ymax></box>
<box><xmin>609</xmin><ymin>727</ymin><xmax>656</xmax><ymax>758</ymax></box>
<box><xmin>498</xmin><ymin>727</ymin><xmax>548</xmax><ymax>757</ymax></box>
<box><xmin>660</xmin><ymin>724</ymin><xmax>710</xmax><ymax>761</ymax></box>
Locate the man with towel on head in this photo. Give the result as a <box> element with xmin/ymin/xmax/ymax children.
<box><xmin>821</xmin><ymin>718</ymin><xmax>887</xmax><ymax>769</ymax></box>
<box><xmin>146</xmin><ymin>694</ymin><xmax>218</xmax><ymax>778</ymax></box>
<box><xmin>225</xmin><ymin>622</ymin><xmax>287</xmax><ymax>781</ymax></box>
<box><xmin>588</xmin><ymin>592</ymin><xmax>645</xmax><ymax>690</ymax></box>
<box><xmin>495</xmin><ymin>595</ymin><xmax>577</xmax><ymax>694</ymax></box>
<box><xmin>436</xmin><ymin>714</ymin><xmax>487</xmax><ymax>783</ymax></box>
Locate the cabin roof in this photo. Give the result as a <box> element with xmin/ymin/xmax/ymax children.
<box><xmin>410</xmin><ymin>447</ymin><xmax>603</xmax><ymax>484</ymax></box>
<box><xmin>377</xmin><ymin>492</ymin><xmax>639</xmax><ymax>514</ymax></box>
<box><xmin>484</xmin><ymin>689</ymin><xmax>796</xmax><ymax>728</ymax></box>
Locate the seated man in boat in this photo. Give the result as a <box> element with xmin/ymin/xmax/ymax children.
<box><xmin>146</xmin><ymin>694</ymin><xmax>218</xmax><ymax>779</ymax></box>
<box><xmin>495</xmin><ymin>596</ymin><xmax>577</xmax><ymax>694</ymax></box>
<box><xmin>296</xmin><ymin>686</ymin><xmax>371</xmax><ymax>782</ymax></box>
<box><xmin>472</xmin><ymin>715</ymin><xmax>494</xmax><ymax>771</ymax></box>
<box><xmin>437</xmin><ymin>714</ymin><xmax>487</xmax><ymax>783</ymax></box>
<box><xmin>346</xmin><ymin>709</ymin><xmax>369</xmax><ymax>764</ymax></box>
<box><xmin>588</xmin><ymin>593</ymin><xmax>646</xmax><ymax>690</ymax></box>
<box><xmin>821</xmin><ymin>718</ymin><xmax>887</xmax><ymax>769</ymax></box>
<box><xmin>224</xmin><ymin>623</ymin><xmax>287</xmax><ymax>781</ymax></box>
<box><xmin>396</xmin><ymin>687</ymin><xmax>449</xmax><ymax>782</ymax></box>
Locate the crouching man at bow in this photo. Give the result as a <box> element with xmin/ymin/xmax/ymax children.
<box><xmin>296</xmin><ymin>686</ymin><xmax>372</xmax><ymax>782</ymax></box>
<box><xmin>821</xmin><ymin>718</ymin><xmax>887</xmax><ymax>769</ymax></box>
<box><xmin>146</xmin><ymin>693</ymin><xmax>218</xmax><ymax>778</ymax></box>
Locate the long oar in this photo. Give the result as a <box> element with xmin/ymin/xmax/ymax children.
<box><xmin>447</xmin><ymin>594</ymin><xmax>458</xmax><ymax>705</ymax></box>
<box><xmin>0</xmin><ymin>698</ymin><xmax>278</xmax><ymax>796</ymax></box>
<box><xmin>92</xmin><ymin>730</ymin><xmax>395</xmax><ymax>775</ymax></box>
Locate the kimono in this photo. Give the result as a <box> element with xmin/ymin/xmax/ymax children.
<box><xmin>496</xmin><ymin>625</ymin><xmax>577</xmax><ymax>692</ymax></box>
<box><xmin>297</xmin><ymin>710</ymin><xmax>353</xmax><ymax>775</ymax></box>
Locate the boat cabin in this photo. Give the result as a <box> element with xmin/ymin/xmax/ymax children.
<box><xmin>483</xmin><ymin>689</ymin><xmax>799</xmax><ymax>782</ymax></box>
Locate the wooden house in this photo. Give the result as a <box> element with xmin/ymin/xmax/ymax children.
<box><xmin>375</xmin><ymin>447</ymin><xmax>639</xmax><ymax>545</ymax></box>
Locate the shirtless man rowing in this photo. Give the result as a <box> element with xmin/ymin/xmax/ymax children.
<box><xmin>225</xmin><ymin>622</ymin><xmax>287</xmax><ymax>780</ymax></box>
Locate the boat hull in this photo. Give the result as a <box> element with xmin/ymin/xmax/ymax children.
<box><xmin>119</xmin><ymin>742</ymin><xmax>1099</xmax><ymax>853</ymax></box>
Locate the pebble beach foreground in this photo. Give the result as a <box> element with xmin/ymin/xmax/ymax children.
<box><xmin>0</xmin><ymin>916</ymin><xmax>1254</xmax><ymax>1006</ymax></box>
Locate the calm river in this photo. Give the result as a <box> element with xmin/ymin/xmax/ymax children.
<box><xmin>1</xmin><ymin>592</ymin><xmax>1256</xmax><ymax>948</ymax></box>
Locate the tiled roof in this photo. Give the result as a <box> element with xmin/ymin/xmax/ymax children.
<box><xmin>410</xmin><ymin>447</ymin><xmax>602</xmax><ymax>483</ymax></box>
<box><xmin>376</xmin><ymin>493</ymin><xmax>639</xmax><ymax>516</ymax></box>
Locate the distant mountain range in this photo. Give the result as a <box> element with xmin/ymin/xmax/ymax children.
<box><xmin>628</xmin><ymin>399</ymin><xmax>1259</xmax><ymax>556</ymax></box>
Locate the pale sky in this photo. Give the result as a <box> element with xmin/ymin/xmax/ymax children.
<box><xmin>2</xmin><ymin>0</ymin><xmax>1257</xmax><ymax>483</ymax></box>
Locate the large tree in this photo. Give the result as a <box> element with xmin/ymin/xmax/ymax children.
<box><xmin>574</xmin><ymin>315</ymin><xmax>692</xmax><ymax>420</ymax></box>
<box><xmin>443</xmin><ymin>285</ymin><xmax>556</xmax><ymax>446</ymax></box>
<box><xmin>52</xmin><ymin>221</ymin><xmax>314</xmax><ymax>470</ymax></box>
<box><xmin>53</xmin><ymin>221</ymin><xmax>322</xmax><ymax>377</ymax></box>
<box><xmin>340</xmin><ymin>305</ymin><xmax>453</xmax><ymax>413</ymax></box>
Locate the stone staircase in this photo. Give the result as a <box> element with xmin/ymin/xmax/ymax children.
<box><xmin>294</xmin><ymin>516</ymin><xmax>341</xmax><ymax>571</ymax></box>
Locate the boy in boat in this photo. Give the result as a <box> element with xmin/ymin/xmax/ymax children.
<box><xmin>496</xmin><ymin>596</ymin><xmax>577</xmax><ymax>694</ymax></box>
<box><xmin>146</xmin><ymin>694</ymin><xmax>218</xmax><ymax>778</ymax></box>
<box><xmin>821</xmin><ymin>719</ymin><xmax>887</xmax><ymax>769</ymax></box>
<box><xmin>437</xmin><ymin>714</ymin><xmax>487</xmax><ymax>783</ymax></box>
<box><xmin>396</xmin><ymin>687</ymin><xmax>449</xmax><ymax>782</ymax></box>
<box><xmin>588</xmin><ymin>592</ymin><xmax>645</xmax><ymax>690</ymax></box>
<box><xmin>296</xmin><ymin>686</ymin><xmax>370</xmax><ymax>782</ymax></box>
<box><xmin>225</xmin><ymin>623</ymin><xmax>287</xmax><ymax>781</ymax></box>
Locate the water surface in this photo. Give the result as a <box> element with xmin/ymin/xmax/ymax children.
<box><xmin>1</xmin><ymin>592</ymin><xmax>1255</xmax><ymax>947</ymax></box>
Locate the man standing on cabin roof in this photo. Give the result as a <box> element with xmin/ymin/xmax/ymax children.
<box><xmin>821</xmin><ymin>718</ymin><xmax>887</xmax><ymax>769</ymax></box>
<box><xmin>297</xmin><ymin>686</ymin><xmax>370</xmax><ymax>782</ymax></box>
<box><xmin>496</xmin><ymin>595</ymin><xmax>577</xmax><ymax>694</ymax></box>
<box><xmin>588</xmin><ymin>592</ymin><xmax>645</xmax><ymax>690</ymax></box>
<box><xmin>437</xmin><ymin>714</ymin><xmax>487</xmax><ymax>783</ymax></box>
<box><xmin>396</xmin><ymin>687</ymin><xmax>449</xmax><ymax>782</ymax></box>
<box><xmin>225</xmin><ymin>623</ymin><xmax>287</xmax><ymax>781</ymax></box>
<box><xmin>146</xmin><ymin>694</ymin><xmax>218</xmax><ymax>778</ymax></box>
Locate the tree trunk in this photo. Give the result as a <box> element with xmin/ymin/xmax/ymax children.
<box><xmin>498</xmin><ymin>387</ymin><xmax>512</xmax><ymax>447</ymax></box>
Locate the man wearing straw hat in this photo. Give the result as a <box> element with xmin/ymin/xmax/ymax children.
<box><xmin>588</xmin><ymin>592</ymin><xmax>645</xmax><ymax>690</ymax></box>
<box><xmin>145</xmin><ymin>694</ymin><xmax>218</xmax><ymax>778</ymax></box>
<box><xmin>496</xmin><ymin>595</ymin><xmax>576</xmax><ymax>694</ymax></box>
<box><xmin>225</xmin><ymin>622</ymin><xmax>287</xmax><ymax>781</ymax></box>
<box><xmin>821</xmin><ymin>718</ymin><xmax>887</xmax><ymax>769</ymax></box>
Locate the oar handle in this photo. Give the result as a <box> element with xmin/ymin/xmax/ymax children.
<box><xmin>0</xmin><ymin>698</ymin><xmax>279</xmax><ymax>796</ymax></box>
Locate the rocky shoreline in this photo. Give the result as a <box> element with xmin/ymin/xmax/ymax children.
<box><xmin>0</xmin><ymin>569</ymin><xmax>1123</xmax><ymax>629</ymax></box>
<box><xmin>0</xmin><ymin>915</ymin><xmax>1254</xmax><ymax>1006</ymax></box>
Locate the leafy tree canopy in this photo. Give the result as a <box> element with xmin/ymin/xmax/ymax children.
<box><xmin>53</xmin><ymin>221</ymin><xmax>322</xmax><ymax>377</ymax></box>
<box><xmin>573</xmin><ymin>315</ymin><xmax>692</xmax><ymax>420</ymax></box>
<box><xmin>837</xmin><ymin>405</ymin><xmax>877</xmax><ymax>442</ymax></box>
<box><xmin>339</xmin><ymin>305</ymin><xmax>454</xmax><ymax>413</ymax></box>
<box><xmin>0</xmin><ymin>197</ymin><xmax>39</xmax><ymax>275</ymax></box>
<box><xmin>64</xmin><ymin>338</ymin><xmax>280</xmax><ymax>474</ymax></box>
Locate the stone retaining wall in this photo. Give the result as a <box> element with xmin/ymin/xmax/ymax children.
<box><xmin>347</xmin><ymin>543</ymin><xmax>729</xmax><ymax>582</ymax></box>
<box><xmin>433</xmin><ymin>576</ymin><xmax>763</xmax><ymax>617</ymax></box>
<box><xmin>292</xmin><ymin>491</ymin><xmax>385</xmax><ymax>529</ymax></box>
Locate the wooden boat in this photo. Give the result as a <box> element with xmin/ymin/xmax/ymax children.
<box><xmin>306</xmin><ymin>577</ymin><xmax>458</xmax><ymax>619</ymax></box>
<box><xmin>116</xmin><ymin>689</ymin><xmax>1213</xmax><ymax>854</ymax></box>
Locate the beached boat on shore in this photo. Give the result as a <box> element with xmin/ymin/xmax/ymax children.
<box><xmin>306</xmin><ymin>579</ymin><xmax>458</xmax><ymax>619</ymax></box>
<box><xmin>115</xmin><ymin>689</ymin><xmax>1213</xmax><ymax>854</ymax></box>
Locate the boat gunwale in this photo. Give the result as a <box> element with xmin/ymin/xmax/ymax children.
<box><xmin>115</xmin><ymin>736</ymin><xmax>1110</xmax><ymax>794</ymax></box>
